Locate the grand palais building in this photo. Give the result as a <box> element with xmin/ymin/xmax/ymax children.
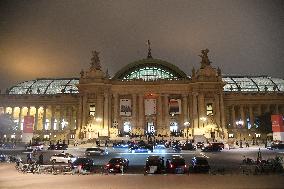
<box><xmin>0</xmin><ymin>47</ymin><xmax>284</xmax><ymax>143</ymax></box>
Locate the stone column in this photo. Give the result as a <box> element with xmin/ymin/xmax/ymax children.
<box><xmin>240</xmin><ymin>105</ymin><xmax>245</xmax><ymax>127</ymax></box>
<box><xmin>275</xmin><ymin>104</ymin><xmax>279</xmax><ymax>114</ymax></box>
<box><xmin>76</xmin><ymin>95</ymin><xmax>83</xmax><ymax>133</ymax></box>
<box><xmin>34</xmin><ymin>107</ymin><xmax>39</xmax><ymax>131</ymax></box>
<box><xmin>42</xmin><ymin>106</ymin><xmax>47</xmax><ymax>130</ymax></box>
<box><xmin>249</xmin><ymin>105</ymin><xmax>254</xmax><ymax>128</ymax></box>
<box><xmin>265</xmin><ymin>104</ymin><xmax>270</xmax><ymax>113</ymax></box>
<box><xmin>231</xmin><ymin>106</ymin><xmax>236</xmax><ymax>128</ymax></box>
<box><xmin>27</xmin><ymin>106</ymin><xmax>31</xmax><ymax>116</ymax></box>
<box><xmin>214</xmin><ymin>94</ymin><xmax>221</xmax><ymax>127</ymax></box>
<box><xmin>138</xmin><ymin>94</ymin><xmax>144</xmax><ymax>130</ymax></box>
<box><xmin>11</xmin><ymin>107</ymin><xmax>14</xmax><ymax>119</ymax></box>
<box><xmin>163</xmin><ymin>94</ymin><xmax>169</xmax><ymax>129</ymax></box>
<box><xmin>50</xmin><ymin>106</ymin><xmax>55</xmax><ymax>130</ymax></box>
<box><xmin>59</xmin><ymin>105</ymin><xmax>64</xmax><ymax>130</ymax></box>
<box><xmin>103</xmin><ymin>93</ymin><xmax>109</xmax><ymax>129</ymax></box>
<box><xmin>192</xmin><ymin>93</ymin><xmax>198</xmax><ymax>129</ymax></box>
<box><xmin>157</xmin><ymin>94</ymin><xmax>163</xmax><ymax>131</ymax></box>
<box><xmin>132</xmin><ymin>93</ymin><xmax>137</xmax><ymax>129</ymax></box>
<box><xmin>113</xmin><ymin>93</ymin><xmax>118</xmax><ymax>127</ymax></box>
<box><xmin>18</xmin><ymin>107</ymin><xmax>22</xmax><ymax>131</ymax></box>
<box><xmin>182</xmin><ymin>94</ymin><xmax>188</xmax><ymax>131</ymax></box>
<box><xmin>256</xmin><ymin>104</ymin><xmax>262</xmax><ymax>116</ymax></box>
<box><xmin>198</xmin><ymin>93</ymin><xmax>205</xmax><ymax>128</ymax></box>
<box><xmin>81</xmin><ymin>94</ymin><xmax>88</xmax><ymax>130</ymax></box>
<box><xmin>219</xmin><ymin>93</ymin><xmax>225</xmax><ymax>129</ymax></box>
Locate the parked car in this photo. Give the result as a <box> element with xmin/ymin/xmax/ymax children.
<box><xmin>201</xmin><ymin>144</ymin><xmax>222</xmax><ymax>152</ymax></box>
<box><xmin>196</xmin><ymin>142</ymin><xmax>205</xmax><ymax>148</ymax></box>
<box><xmin>26</xmin><ymin>143</ymin><xmax>44</xmax><ymax>151</ymax></box>
<box><xmin>145</xmin><ymin>155</ymin><xmax>165</xmax><ymax>174</ymax></box>
<box><xmin>72</xmin><ymin>157</ymin><xmax>95</xmax><ymax>172</ymax></box>
<box><xmin>129</xmin><ymin>145</ymin><xmax>152</xmax><ymax>153</ymax></box>
<box><xmin>0</xmin><ymin>153</ymin><xmax>7</xmax><ymax>162</ymax></box>
<box><xmin>166</xmin><ymin>155</ymin><xmax>187</xmax><ymax>174</ymax></box>
<box><xmin>112</xmin><ymin>142</ymin><xmax>129</xmax><ymax>148</ymax></box>
<box><xmin>85</xmin><ymin>147</ymin><xmax>108</xmax><ymax>156</ymax></box>
<box><xmin>104</xmin><ymin>157</ymin><xmax>129</xmax><ymax>173</ymax></box>
<box><xmin>48</xmin><ymin>144</ymin><xmax>68</xmax><ymax>150</ymax></box>
<box><xmin>190</xmin><ymin>156</ymin><xmax>210</xmax><ymax>173</ymax></box>
<box><xmin>181</xmin><ymin>142</ymin><xmax>196</xmax><ymax>150</ymax></box>
<box><xmin>211</xmin><ymin>142</ymin><xmax>224</xmax><ymax>149</ymax></box>
<box><xmin>2</xmin><ymin>143</ymin><xmax>16</xmax><ymax>149</ymax></box>
<box><xmin>267</xmin><ymin>143</ymin><xmax>284</xmax><ymax>150</ymax></box>
<box><xmin>50</xmin><ymin>153</ymin><xmax>76</xmax><ymax>163</ymax></box>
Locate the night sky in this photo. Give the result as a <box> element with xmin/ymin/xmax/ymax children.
<box><xmin>0</xmin><ymin>0</ymin><xmax>283</xmax><ymax>91</ymax></box>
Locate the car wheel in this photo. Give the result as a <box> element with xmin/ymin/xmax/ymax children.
<box><xmin>52</xmin><ymin>159</ymin><xmax>56</xmax><ymax>163</ymax></box>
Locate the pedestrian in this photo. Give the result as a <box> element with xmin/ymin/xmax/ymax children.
<box><xmin>38</xmin><ymin>153</ymin><xmax>44</xmax><ymax>165</ymax></box>
<box><xmin>27</xmin><ymin>153</ymin><xmax>32</xmax><ymax>164</ymax></box>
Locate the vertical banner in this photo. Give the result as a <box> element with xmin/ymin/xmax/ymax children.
<box><xmin>271</xmin><ymin>114</ymin><xmax>284</xmax><ymax>132</ymax></box>
<box><xmin>23</xmin><ymin>115</ymin><xmax>34</xmax><ymax>133</ymax></box>
<box><xmin>169</xmin><ymin>99</ymin><xmax>181</xmax><ymax>114</ymax></box>
<box><xmin>145</xmin><ymin>99</ymin><xmax>156</xmax><ymax>115</ymax></box>
<box><xmin>120</xmin><ymin>99</ymin><xmax>132</xmax><ymax>116</ymax></box>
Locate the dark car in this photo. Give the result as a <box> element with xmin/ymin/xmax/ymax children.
<box><xmin>211</xmin><ymin>142</ymin><xmax>224</xmax><ymax>149</ymax></box>
<box><xmin>85</xmin><ymin>147</ymin><xmax>108</xmax><ymax>156</ymax></box>
<box><xmin>112</xmin><ymin>142</ymin><xmax>129</xmax><ymax>148</ymax></box>
<box><xmin>267</xmin><ymin>143</ymin><xmax>284</xmax><ymax>150</ymax></box>
<box><xmin>2</xmin><ymin>143</ymin><xmax>16</xmax><ymax>149</ymax></box>
<box><xmin>196</xmin><ymin>142</ymin><xmax>205</xmax><ymax>148</ymax></box>
<box><xmin>166</xmin><ymin>155</ymin><xmax>187</xmax><ymax>174</ymax></box>
<box><xmin>190</xmin><ymin>156</ymin><xmax>210</xmax><ymax>173</ymax></box>
<box><xmin>129</xmin><ymin>145</ymin><xmax>152</xmax><ymax>153</ymax></box>
<box><xmin>0</xmin><ymin>153</ymin><xmax>7</xmax><ymax>162</ymax></box>
<box><xmin>105</xmin><ymin>157</ymin><xmax>129</xmax><ymax>173</ymax></box>
<box><xmin>181</xmin><ymin>142</ymin><xmax>196</xmax><ymax>150</ymax></box>
<box><xmin>145</xmin><ymin>155</ymin><xmax>165</xmax><ymax>174</ymax></box>
<box><xmin>48</xmin><ymin>144</ymin><xmax>68</xmax><ymax>150</ymax></box>
<box><xmin>201</xmin><ymin>144</ymin><xmax>222</xmax><ymax>152</ymax></box>
<box><xmin>72</xmin><ymin>157</ymin><xmax>95</xmax><ymax>172</ymax></box>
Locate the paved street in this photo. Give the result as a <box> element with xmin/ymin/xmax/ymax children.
<box><xmin>0</xmin><ymin>163</ymin><xmax>284</xmax><ymax>189</ymax></box>
<box><xmin>1</xmin><ymin>144</ymin><xmax>284</xmax><ymax>174</ymax></box>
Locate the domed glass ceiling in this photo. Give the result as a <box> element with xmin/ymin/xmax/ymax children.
<box><xmin>7</xmin><ymin>76</ymin><xmax>284</xmax><ymax>95</ymax></box>
<box><xmin>8</xmin><ymin>78</ymin><xmax>79</xmax><ymax>95</ymax></box>
<box><xmin>222</xmin><ymin>76</ymin><xmax>284</xmax><ymax>92</ymax></box>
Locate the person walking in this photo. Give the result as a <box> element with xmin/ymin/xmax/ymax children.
<box><xmin>27</xmin><ymin>153</ymin><xmax>32</xmax><ymax>164</ymax></box>
<box><xmin>38</xmin><ymin>153</ymin><xmax>44</xmax><ymax>165</ymax></box>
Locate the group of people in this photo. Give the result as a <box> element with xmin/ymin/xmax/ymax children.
<box><xmin>26</xmin><ymin>151</ymin><xmax>44</xmax><ymax>165</ymax></box>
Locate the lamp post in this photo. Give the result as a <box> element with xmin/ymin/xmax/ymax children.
<box><xmin>184</xmin><ymin>121</ymin><xmax>190</xmax><ymax>142</ymax></box>
<box><xmin>235</xmin><ymin>119</ymin><xmax>244</xmax><ymax>148</ymax></box>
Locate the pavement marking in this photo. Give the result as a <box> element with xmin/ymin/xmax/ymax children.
<box><xmin>118</xmin><ymin>152</ymin><xmax>196</xmax><ymax>155</ymax></box>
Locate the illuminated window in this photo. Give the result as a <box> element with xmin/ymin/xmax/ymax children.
<box><xmin>206</xmin><ymin>103</ymin><xmax>213</xmax><ymax>115</ymax></box>
<box><xmin>229</xmin><ymin>133</ymin><xmax>234</xmax><ymax>138</ymax></box>
<box><xmin>89</xmin><ymin>105</ymin><xmax>95</xmax><ymax>116</ymax></box>
<box><xmin>122</xmin><ymin>66</ymin><xmax>178</xmax><ymax>81</ymax></box>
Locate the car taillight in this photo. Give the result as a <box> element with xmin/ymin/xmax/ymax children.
<box><xmin>106</xmin><ymin>164</ymin><xmax>110</xmax><ymax>167</ymax></box>
<box><xmin>170</xmin><ymin>164</ymin><xmax>173</xmax><ymax>168</ymax></box>
<box><xmin>184</xmin><ymin>165</ymin><xmax>187</xmax><ymax>168</ymax></box>
<box><xmin>115</xmin><ymin>164</ymin><xmax>120</xmax><ymax>168</ymax></box>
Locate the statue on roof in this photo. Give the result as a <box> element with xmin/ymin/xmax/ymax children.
<box><xmin>90</xmin><ymin>50</ymin><xmax>102</xmax><ymax>70</ymax></box>
<box><xmin>199</xmin><ymin>49</ymin><xmax>211</xmax><ymax>68</ymax></box>
<box><xmin>147</xmin><ymin>40</ymin><xmax>153</xmax><ymax>59</ymax></box>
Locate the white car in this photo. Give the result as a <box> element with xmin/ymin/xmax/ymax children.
<box><xmin>85</xmin><ymin>147</ymin><xmax>108</xmax><ymax>156</ymax></box>
<box><xmin>50</xmin><ymin>153</ymin><xmax>76</xmax><ymax>163</ymax></box>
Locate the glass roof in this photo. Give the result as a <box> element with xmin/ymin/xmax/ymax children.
<box><xmin>222</xmin><ymin>76</ymin><xmax>284</xmax><ymax>92</ymax></box>
<box><xmin>8</xmin><ymin>78</ymin><xmax>79</xmax><ymax>95</ymax></box>
<box><xmin>7</xmin><ymin>76</ymin><xmax>284</xmax><ymax>95</ymax></box>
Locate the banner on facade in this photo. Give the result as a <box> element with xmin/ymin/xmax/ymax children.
<box><xmin>145</xmin><ymin>99</ymin><xmax>156</xmax><ymax>115</ymax></box>
<box><xmin>23</xmin><ymin>115</ymin><xmax>34</xmax><ymax>133</ymax></box>
<box><xmin>271</xmin><ymin>114</ymin><xmax>284</xmax><ymax>132</ymax></box>
<box><xmin>120</xmin><ymin>99</ymin><xmax>132</xmax><ymax>116</ymax></box>
<box><xmin>169</xmin><ymin>99</ymin><xmax>181</xmax><ymax>114</ymax></box>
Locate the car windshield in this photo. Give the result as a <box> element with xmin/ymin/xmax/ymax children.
<box><xmin>109</xmin><ymin>158</ymin><xmax>122</xmax><ymax>163</ymax></box>
<box><xmin>172</xmin><ymin>158</ymin><xmax>185</xmax><ymax>165</ymax></box>
<box><xmin>196</xmin><ymin>158</ymin><xmax>208</xmax><ymax>165</ymax></box>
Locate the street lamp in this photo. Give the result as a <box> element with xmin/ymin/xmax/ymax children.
<box><xmin>184</xmin><ymin>121</ymin><xmax>190</xmax><ymax>142</ymax></box>
<box><xmin>235</xmin><ymin>119</ymin><xmax>244</xmax><ymax>148</ymax></box>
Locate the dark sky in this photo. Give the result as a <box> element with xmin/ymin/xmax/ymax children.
<box><xmin>0</xmin><ymin>0</ymin><xmax>283</xmax><ymax>91</ymax></box>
